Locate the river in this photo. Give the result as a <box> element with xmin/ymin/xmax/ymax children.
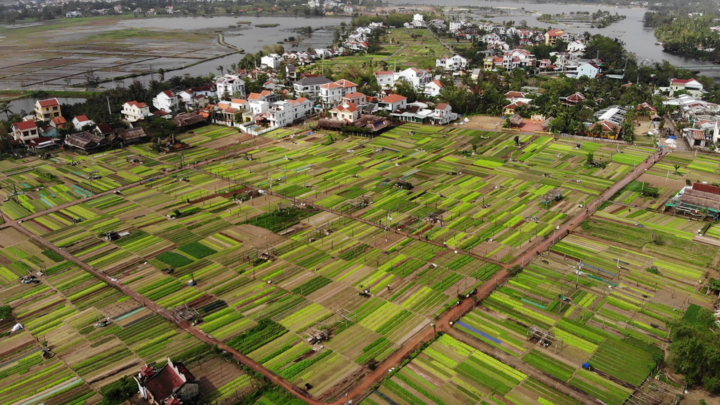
<box><xmin>106</xmin><ymin>15</ymin><xmax>351</xmax><ymax>88</ymax></box>
<box><xmin>395</xmin><ymin>0</ymin><xmax>720</xmax><ymax>79</ymax></box>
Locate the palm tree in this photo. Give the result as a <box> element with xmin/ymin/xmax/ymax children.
<box><xmin>217</xmin><ymin>65</ymin><xmax>224</xmax><ymax>76</ymax></box>
<box><xmin>0</xmin><ymin>102</ymin><xmax>13</xmax><ymax>119</ymax></box>
<box><xmin>229</xmin><ymin>63</ymin><xmax>237</xmax><ymax>73</ymax></box>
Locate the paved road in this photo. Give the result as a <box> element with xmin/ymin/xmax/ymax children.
<box><xmin>1</xmin><ymin>144</ymin><xmax>668</xmax><ymax>405</ymax></box>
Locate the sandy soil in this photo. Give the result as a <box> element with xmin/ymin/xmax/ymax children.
<box><xmin>462</xmin><ymin>115</ymin><xmax>505</xmax><ymax>131</ymax></box>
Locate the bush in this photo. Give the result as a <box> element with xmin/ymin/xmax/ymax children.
<box><xmin>0</xmin><ymin>305</ymin><xmax>12</xmax><ymax>320</ymax></box>
<box><xmin>99</xmin><ymin>376</ymin><xmax>136</xmax><ymax>405</ymax></box>
<box><xmin>508</xmin><ymin>265</ymin><xmax>523</xmax><ymax>276</ymax></box>
<box><xmin>41</xmin><ymin>249</ymin><xmax>64</xmax><ymax>262</ymax></box>
<box><xmin>669</xmin><ymin>306</ymin><xmax>720</xmax><ymax>393</ymax></box>
<box><xmin>179</xmin><ymin>241</ymin><xmax>217</xmax><ymax>259</ymax></box>
<box><xmin>156</xmin><ymin>251</ymin><xmax>194</xmax><ymax>267</ymax></box>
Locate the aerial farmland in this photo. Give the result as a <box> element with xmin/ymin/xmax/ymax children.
<box><xmin>1</xmin><ymin>123</ymin><xmax>718</xmax><ymax>405</ymax></box>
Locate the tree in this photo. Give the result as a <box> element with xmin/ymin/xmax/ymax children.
<box><xmin>217</xmin><ymin>65</ymin><xmax>224</xmax><ymax>76</ymax></box>
<box><xmin>0</xmin><ymin>102</ymin><xmax>13</xmax><ymax>119</ymax></box>
<box><xmin>586</xmin><ymin>152</ymin><xmax>594</xmax><ymax>166</ymax></box>
<box><xmin>514</xmin><ymin>135</ymin><xmax>520</xmax><ymax>145</ymax></box>
<box><xmin>669</xmin><ymin>306</ymin><xmax>720</xmax><ymax>394</ymax></box>
<box><xmin>508</xmin><ymin>265</ymin><xmax>523</xmax><ymax>276</ymax></box>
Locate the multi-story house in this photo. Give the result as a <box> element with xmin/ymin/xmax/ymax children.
<box><xmin>152</xmin><ymin>91</ymin><xmax>178</xmax><ymax>114</ymax></box>
<box><xmin>435</xmin><ymin>55</ymin><xmax>468</xmax><ymax>71</ymax></box>
<box><xmin>267</xmin><ymin>98</ymin><xmax>313</xmax><ymax>128</ymax></box>
<box><xmin>35</xmin><ymin>98</ymin><xmax>61</xmax><ymax>121</ymax></box>
<box><xmin>122</xmin><ymin>101</ymin><xmax>150</xmax><ymax>122</ymax></box>
<box><xmin>12</xmin><ymin>121</ymin><xmax>40</xmax><ymax>142</ymax></box>
<box><xmin>215</xmin><ymin>75</ymin><xmax>245</xmax><ymax>99</ymax></box>
<box><xmin>293</xmin><ymin>76</ymin><xmax>333</xmax><ymax>97</ymax></box>
<box><xmin>394</xmin><ymin>68</ymin><xmax>431</xmax><ymax>90</ymax></box>
<box><xmin>374</xmin><ymin>71</ymin><xmax>395</xmax><ymax>89</ymax></box>
<box><xmin>319</xmin><ymin>79</ymin><xmax>358</xmax><ymax>108</ymax></box>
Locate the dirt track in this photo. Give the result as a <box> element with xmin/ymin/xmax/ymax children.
<box><xmin>1</xmin><ymin>142</ymin><xmax>667</xmax><ymax>404</ymax></box>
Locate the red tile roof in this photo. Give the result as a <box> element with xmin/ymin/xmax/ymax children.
<box><xmin>52</xmin><ymin>116</ymin><xmax>67</xmax><ymax>125</ymax></box>
<box><xmin>260</xmin><ymin>90</ymin><xmax>272</xmax><ymax>97</ymax></box>
<box><xmin>248</xmin><ymin>93</ymin><xmax>264</xmax><ymax>100</ymax></box>
<box><xmin>344</xmin><ymin>92</ymin><xmax>365</xmax><ymax>99</ymax></box>
<box><xmin>375</xmin><ymin>71</ymin><xmax>394</xmax><ymax>76</ymax></box>
<box><xmin>546</xmin><ymin>28</ymin><xmax>565</xmax><ymax>37</ymax></box>
<box><xmin>430</xmin><ymin>80</ymin><xmax>444</xmax><ymax>88</ymax></box>
<box><xmin>693</xmin><ymin>183</ymin><xmax>720</xmax><ymax>195</ymax></box>
<box><xmin>335</xmin><ymin>79</ymin><xmax>357</xmax><ymax>88</ymax></box>
<box><xmin>14</xmin><ymin>121</ymin><xmax>37</xmax><ymax>131</ymax></box>
<box><xmin>381</xmin><ymin>94</ymin><xmax>407</xmax><ymax>104</ymax></box>
<box><xmin>144</xmin><ymin>360</ymin><xmax>196</xmax><ymax>401</ymax></box>
<box><xmin>436</xmin><ymin>103</ymin><xmax>450</xmax><ymax>110</ymax></box>
<box><xmin>127</xmin><ymin>101</ymin><xmax>147</xmax><ymax>108</ymax></box>
<box><xmin>336</xmin><ymin>102</ymin><xmax>358</xmax><ymax>112</ymax></box>
<box><xmin>38</xmin><ymin>98</ymin><xmax>60</xmax><ymax>108</ymax></box>
<box><xmin>75</xmin><ymin>115</ymin><xmax>91</xmax><ymax>122</ymax></box>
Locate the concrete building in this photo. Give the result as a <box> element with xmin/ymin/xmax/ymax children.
<box><xmin>35</xmin><ymin>98</ymin><xmax>61</xmax><ymax>121</ymax></box>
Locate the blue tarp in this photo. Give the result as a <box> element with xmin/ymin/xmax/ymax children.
<box><xmin>456</xmin><ymin>321</ymin><xmax>503</xmax><ymax>345</ymax></box>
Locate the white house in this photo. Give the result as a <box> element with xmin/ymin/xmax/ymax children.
<box><xmin>575</xmin><ymin>61</ymin><xmax>601</xmax><ymax>79</ymax></box>
<box><xmin>424</xmin><ymin>80</ymin><xmax>444</xmax><ymax>97</ymax></box>
<box><xmin>394</xmin><ymin>68</ymin><xmax>431</xmax><ymax>90</ymax></box>
<box><xmin>294</xmin><ymin>76</ymin><xmax>333</xmax><ymax>97</ymax></box>
<box><xmin>165</xmin><ymin>5</ymin><xmax>173</xmax><ymax>13</ymax></box>
<box><xmin>429</xmin><ymin>103</ymin><xmax>458</xmax><ymax>125</ymax></box>
<box><xmin>343</xmin><ymin>3</ymin><xmax>353</xmax><ymax>14</ymax></box>
<box><xmin>177</xmin><ymin>91</ymin><xmax>209</xmax><ymax>111</ymax></box>
<box><xmin>501</xmin><ymin>49</ymin><xmax>537</xmax><ymax>70</ymax></box>
<box><xmin>122</xmin><ymin>101</ymin><xmax>150</xmax><ymax>122</ymax></box>
<box><xmin>247</xmin><ymin>93</ymin><xmax>270</xmax><ymax>116</ymax></box>
<box><xmin>216</xmin><ymin>75</ymin><xmax>245</xmax><ymax>99</ymax></box>
<box><xmin>670</xmin><ymin>78</ymin><xmax>704</xmax><ymax>97</ymax></box>
<box><xmin>567</xmin><ymin>40</ymin><xmax>587</xmax><ymax>53</ymax></box>
<box><xmin>72</xmin><ymin>115</ymin><xmax>95</xmax><ymax>131</ymax></box>
<box><xmin>378</xmin><ymin>94</ymin><xmax>407</xmax><ymax>111</ymax></box>
<box><xmin>11</xmin><ymin>121</ymin><xmax>40</xmax><ymax>142</ymax></box>
<box><xmin>65</xmin><ymin>11</ymin><xmax>82</xmax><ymax>17</ymax></box>
<box><xmin>449</xmin><ymin>21</ymin><xmax>464</xmax><ymax>32</ymax></box>
<box><xmin>267</xmin><ymin>97</ymin><xmax>313</xmax><ymax>128</ymax></box>
<box><xmin>411</xmin><ymin>13</ymin><xmax>426</xmax><ymax>28</ymax></box>
<box><xmin>319</xmin><ymin>79</ymin><xmax>358</xmax><ymax>108</ymax></box>
<box><xmin>260</xmin><ymin>54</ymin><xmax>283</xmax><ymax>70</ymax></box>
<box><xmin>153</xmin><ymin>91</ymin><xmax>179</xmax><ymax>114</ymax></box>
<box><xmin>375</xmin><ymin>71</ymin><xmax>395</xmax><ymax>89</ymax></box>
<box><xmin>435</xmin><ymin>55</ymin><xmax>468</xmax><ymax>71</ymax></box>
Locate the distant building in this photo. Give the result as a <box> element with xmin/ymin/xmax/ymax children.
<box><xmin>65</xmin><ymin>11</ymin><xmax>82</xmax><ymax>17</ymax></box>
<box><xmin>576</xmin><ymin>62</ymin><xmax>601</xmax><ymax>79</ymax></box>
<box><xmin>545</xmin><ymin>28</ymin><xmax>569</xmax><ymax>46</ymax></box>
<box><xmin>136</xmin><ymin>358</ymin><xmax>200</xmax><ymax>405</ymax></box>
<box><xmin>435</xmin><ymin>55</ymin><xmax>468</xmax><ymax>71</ymax></box>
<box><xmin>260</xmin><ymin>54</ymin><xmax>283</xmax><ymax>70</ymax></box>
<box><xmin>35</xmin><ymin>98</ymin><xmax>61</xmax><ymax>121</ymax></box>
<box><xmin>669</xmin><ymin>78</ymin><xmax>704</xmax><ymax>97</ymax></box>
